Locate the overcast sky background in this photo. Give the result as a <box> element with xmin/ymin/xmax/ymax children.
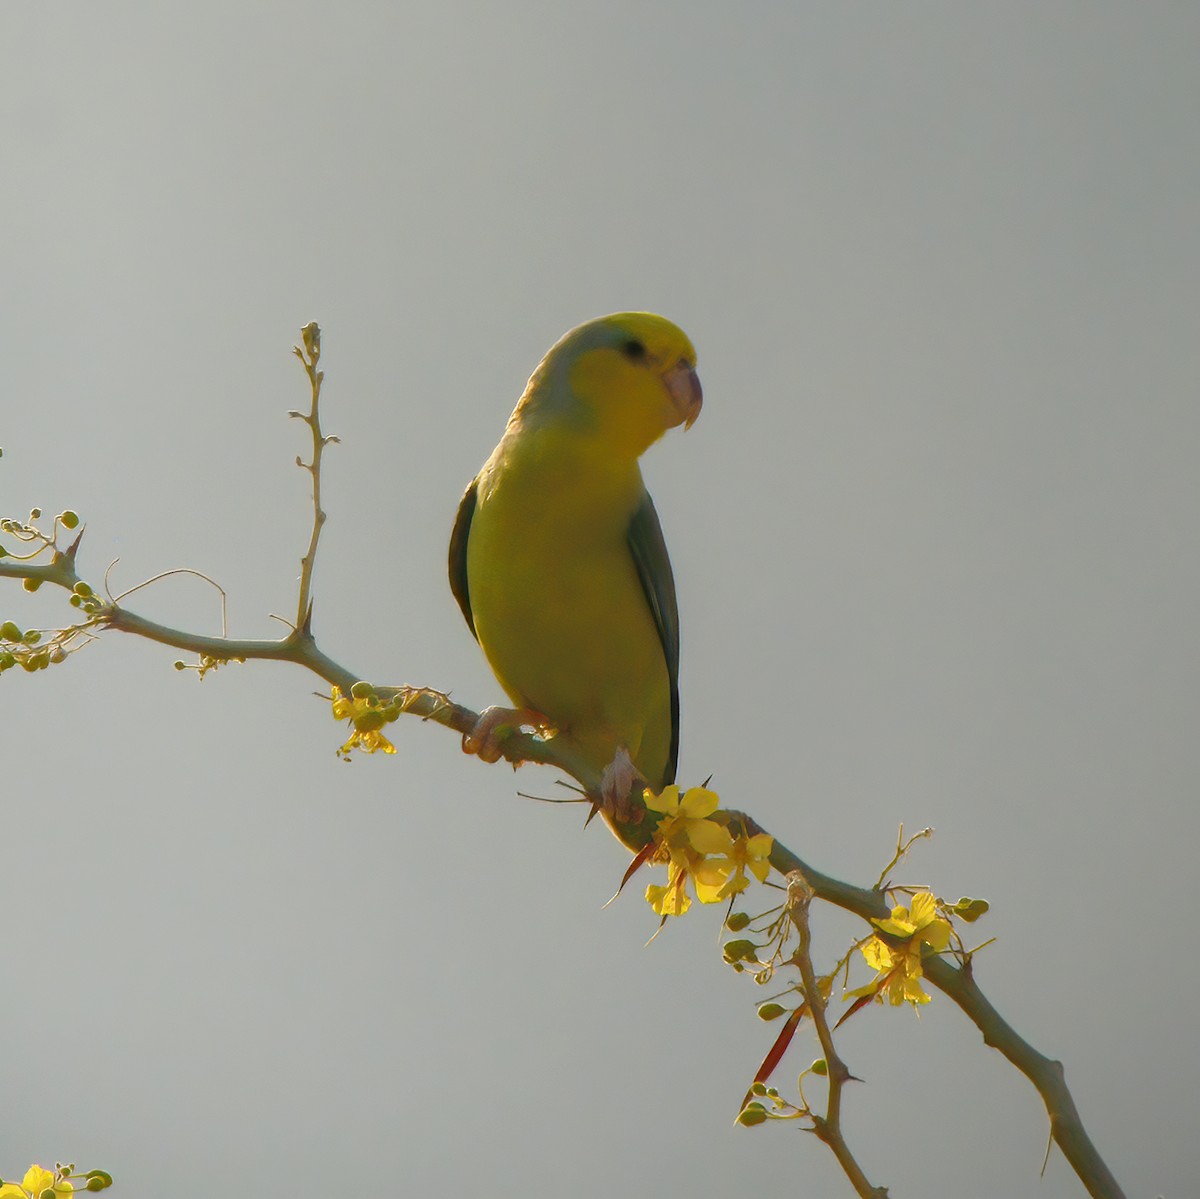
<box><xmin>3</xmin><ymin>5</ymin><xmax>1197</xmax><ymax>1196</ymax></box>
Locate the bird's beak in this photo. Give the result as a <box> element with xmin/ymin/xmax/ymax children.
<box><xmin>663</xmin><ymin>361</ymin><xmax>703</xmax><ymax>430</ymax></box>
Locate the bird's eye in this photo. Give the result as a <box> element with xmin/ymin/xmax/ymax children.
<box><xmin>622</xmin><ymin>338</ymin><xmax>647</xmax><ymax>361</ymax></box>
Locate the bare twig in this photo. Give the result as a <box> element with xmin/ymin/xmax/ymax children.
<box><xmin>290</xmin><ymin>321</ymin><xmax>338</xmax><ymax>633</ymax></box>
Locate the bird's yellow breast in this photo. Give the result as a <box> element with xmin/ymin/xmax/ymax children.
<box><xmin>465</xmin><ymin>423</ymin><xmax>673</xmax><ymax>786</ymax></box>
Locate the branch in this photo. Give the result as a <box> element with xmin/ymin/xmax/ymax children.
<box><xmin>5</xmin><ymin>564</ymin><xmax>1122</xmax><ymax>1194</ymax></box>
<box><xmin>922</xmin><ymin>956</ymin><xmax>1125</xmax><ymax>1198</ymax></box>
<box><xmin>749</xmin><ymin>820</ymin><xmax>1125</xmax><ymax>1199</ymax></box>
<box><xmin>788</xmin><ymin>875</ymin><xmax>886</xmax><ymax>1199</ymax></box>
<box><xmin>0</xmin><ymin>327</ymin><xmax>1126</xmax><ymax>1199</ymax></box>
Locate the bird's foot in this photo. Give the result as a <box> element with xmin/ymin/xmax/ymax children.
<box><xmin>462</xmin><ymin>706</ymin><xmax>551</xmax><ymax>764</ymax></box>
<box><xmin>598</xmin><ymin>747</ymin><xmax>647</xmax><ymax>826</ymax></box>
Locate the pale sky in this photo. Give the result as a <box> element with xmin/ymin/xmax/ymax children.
<box><xmin>3</xmin><ymin>4</ymin><xmax>1198</xmax><ymax>1196</ymax></box>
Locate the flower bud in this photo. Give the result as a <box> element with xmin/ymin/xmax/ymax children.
<box><xmin>722</xmin><ymin>939</ymin><xmax>758</xmax><ymax>964</ymax></box>
<box><xmin>60</xmin><ymin>510</ymin><xmax>80</xmax><ymax>529</ymax></box>
<box><xmin>953</xmin><ymin>897</ymin><xmax>990</xmax><ymax>922</ymax></box>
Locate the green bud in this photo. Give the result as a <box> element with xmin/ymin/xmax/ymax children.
<box><xmin>22</xmin><ymin>629</ymin><xmax>41</xmax><ymax>644</ymax></box>
<box><xmin>50</xmin><ymin>647</ymin><xmax>66</xmax><ymax>664</ymax></box>
<box><xmin>174</xmin><ymin>661</ymin><xmax>187</xmax><ymax>670</ymax></box>
<box><xmin>722</xmin><ymin>939</ymin><xmax>758</xmax><ymax>964</ymax></box>
<box><xmin>350</xmin><ymin>680</ymin><xmax>375</xmax><ymax>699</ymax></box>
<box><xmin>954</xmin><ymin>897</ymin><xmax>990</xmax><ymax>922</ymax></box>
<box><xmin>756</xmin><ymin>1003</ymin><xmax>785</xmax><ymax>1021</ymax></box>
<box><xmin>725</xmin><ymin>911</ymin><xmax>751</xmax><ymax>932</ymax></box>
<box><xmin>30</xmin><ymin>507</ymin><xmax>41</xmax><ymax>520</ymax></box>
<box><xmin>70</xmin><ymin>594</ymin><xmax>82</xmax><ymax>607</ymax></box>
<box><xmin>83</xmin><ymin>1170</ymin><xmax>113</xmax><ymax>1191</ymax></box>
<box><xmin>60</xmin><ymin>510</ymin><xmax>80</xmax><ymax>529</ymax></box>
<box><xmin>737</xmin><ymin>1104</ymin><xmax>768</xmax><ymax>1127</ymax></box>
<box><xmin>23</xmin><ymin>577</ymin><xmax>42</xmax><ymax>592</ymax></box>
<box><xmin>0</xmin><ymin>621</ymin><xmax>20</xmax><ymax>641</ymax></box>
<box><xmin>73</xmin><ymin>581</ymin><xmax>93</xmax><ymax>598</ymax></box>
<box><xmin>0</xmin><ymin>652</ymin><xmax>16</xmax><ymax>670</ymax></box>
<box><xmin>750</xmin><ymin>1082</ymin><xmax>768</xmax><ymax>1096</ymax></box>
<box><xmin>810</xmin><ymin>1058</ymin><xmax>828</xmax><ymax>1076</ymax></box>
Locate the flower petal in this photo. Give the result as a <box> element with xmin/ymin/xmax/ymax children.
<box><xmin>643</xmin><ymin>785</ymin><xmax>681</xmax><ymax>815</ymax></box>
<box><xmin>677</xmin><ymin>787</ymin><xmax>719</xmax><ymax>819</ymax></box>
<box><xmin>861</xmin><ymin>937</ymin><xmax>896</xmax><ymax>971</ymax></box>
<box><xmin>686</xmin><ymin>819</ymin><xmax>735</xmax><ymax>855</ymax></box>
<box><xmin>909</xmin><ymin>892</ymin><xmax>938</xmax><ymax>927</ymax></box>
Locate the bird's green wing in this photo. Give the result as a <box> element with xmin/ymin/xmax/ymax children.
<box><xmin>627</xmin><ymin>492</ymin><xmax>680</xmax><ymax>784</ymax></box>
<box><xmin>448</xmin><ymin>479</ymin><xmax>479</xmax><ymax>639</ymax></box>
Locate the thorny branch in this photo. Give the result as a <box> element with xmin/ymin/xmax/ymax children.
<box><xmin>0</xmin><ymin>325</ymin><xmax>1126</xmax><ymax>1199</ymax></box>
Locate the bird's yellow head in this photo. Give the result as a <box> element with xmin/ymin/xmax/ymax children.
<box><xmin>521</xmin><ymin>312</ymin><xmax>702</xmax><ymax>460</ymax></box>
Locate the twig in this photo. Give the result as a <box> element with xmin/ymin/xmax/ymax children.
<box><xmin>788</xmin><ymin>873</ymin><xmax>887</xmax><ymax>1198</ymax></box>
<box><xmin>289</xmin><ymin>322</ymin><xmax>338</xmax><ymax>633</ymax></box>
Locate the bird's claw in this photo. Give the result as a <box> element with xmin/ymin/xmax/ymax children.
<box><xmin>462</xmin><ymin>706</ymin><xmax>550</xmax><ymax>764</ymax></box>
<box><xmin>598</xmin><ymin>747</ymin><xmax>646</xmax><ymax>825</ymax></box>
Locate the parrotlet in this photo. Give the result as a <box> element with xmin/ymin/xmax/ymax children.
<box><xmin>449</xmin><ymin>312</ymin><xmax>702</xmax><ymax>808</ymax></box>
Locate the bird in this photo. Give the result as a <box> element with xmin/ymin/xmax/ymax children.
<box><xmin>448</xmin><ymin>312</ymin><xmax>702</xmax><ymax>824</ymax></box>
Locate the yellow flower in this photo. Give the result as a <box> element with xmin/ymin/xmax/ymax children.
<box><xmin>0</xmin><ymin>1165</ymin><xmax>73</xmax><ymax>1197</ymax></box>
<box><xmin>641</xmin><ymin>785</ymin><xmax>745</xmax><ymax>915</ymax></box>
<box><xmin>646</xmin><ymin>863</ymin><xmax>692</xmax><ymax>916</ymax></box>
<box><xmin>851</xmin><ymin>892</ymin><xmax>953</xmax><ymax>1007</ymax></box>
<box><xmin>691</xmin><ymin>854</ymin><xmax>737</xmax><ymax>904</ymax></box>
<box><xmin>331</xmin><ymin>686</ymin><xmax>396</xmax><ymax>756</ymax></box>
<box><xmin>873</xmin><ymin>892</ymin><xmax>952</xmax><ymax>949</ymax></box>
<box><xmin>709</xmin><ymin>831</ymin><xmax>774</xmax><ymax>901</ymax></box>
<box><xmin>644</xmin><ymin>785</ymin><xmax>734</xmax><ymax>863</ymax></box>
